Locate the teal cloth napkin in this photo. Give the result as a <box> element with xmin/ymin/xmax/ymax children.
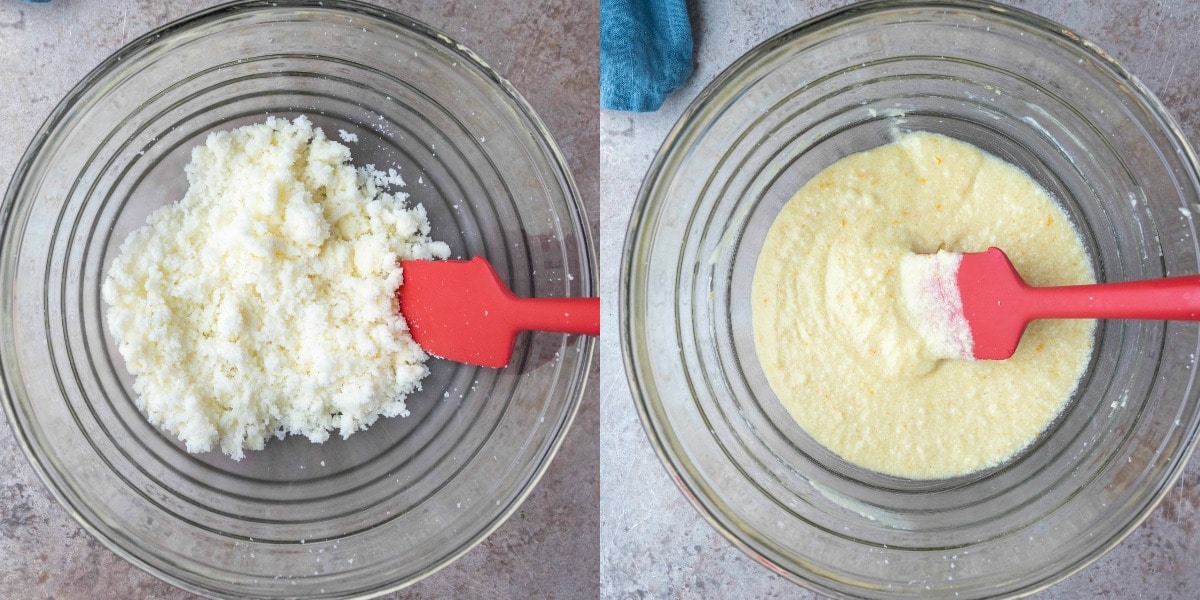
<box><xmin>600</xmin><ymin>0</ymin><xmax>694</xmax><ymax>112</ymax></box>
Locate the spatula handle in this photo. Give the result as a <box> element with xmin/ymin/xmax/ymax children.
<box><xmin>1027</xmin><ymin>275</ymin><xmax>1200</xmax><ymax>320</ymax></box>
<box><xmin>506</xmin><ymin>297</ymin><xmax>601</xmax><ymax>336</ymax></box>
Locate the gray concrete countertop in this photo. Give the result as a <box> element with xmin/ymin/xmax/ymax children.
<box><xmin>600</xmin><ymin>1</ymin><xmax>1200</xmax><ymax>599</ymax></box>
<box><xmin>0</xmin><ymin>1</ymin><xmax>597</xmax><ymax>599</ymax></box>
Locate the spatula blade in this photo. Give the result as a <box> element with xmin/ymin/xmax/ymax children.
<box><xmin>957</xmin><ymin>248</ymin><xmax>1033</xmax><ymax>360</ymax></box>
<box><xmin>398</xmin><ymin>258</ymin><xmax>519</xmax><ymax>368</ymax></box>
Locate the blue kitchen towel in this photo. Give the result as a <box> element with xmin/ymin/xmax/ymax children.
<box><xmin>600</xmin><ymin>0</ymin><xmax>693</xmax><ymax>112</ymax></box>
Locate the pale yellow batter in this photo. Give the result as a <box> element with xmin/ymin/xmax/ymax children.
<box><xmin>751</xmin><ymin>132</ymin><xmax>1094</xmax><ymax>479</ymax></box>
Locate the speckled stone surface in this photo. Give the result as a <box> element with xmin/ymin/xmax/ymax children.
<box><xmin>600</xmin><ymin>1</ymin><xmax>1200</xmax><ymax>599</ymax></box>
<box><xmin>0</xmin><ymin>1</ymin><xmax>597</xmax><ymax>599</ymax></box>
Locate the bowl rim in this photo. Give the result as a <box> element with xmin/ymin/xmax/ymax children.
<box><xmin>0</xmin><ymin>0</ymin><xmax>597</xmax><ymax>598</ymax></box>
<box><xmin>619</xmin><ymin>0</ymin><xmax>1200</xmax><ymax>597</ymax></box>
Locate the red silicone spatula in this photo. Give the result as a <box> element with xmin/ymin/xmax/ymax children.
<box><xmin>398</xmin><ymin>257</ymin><xmax>599</xmax><ymax>368</ymax></box>
<box><xmin>954</xmin><ymin>247</ymin><xmax>1200</xmax><ymax>360</ymax></box>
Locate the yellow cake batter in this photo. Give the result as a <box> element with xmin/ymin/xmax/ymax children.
<box><xmin>751</xmin><ymin>132</ymin><xmax>1094</xmax><ymax>479</ymax></box>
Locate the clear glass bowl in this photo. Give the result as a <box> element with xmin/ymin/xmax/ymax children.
<box><xmin>621</xmin><ymin>1</ymin><xmax>1200</xmax><ymax>598</ymax></box>
<box><xmin>0</xmin><ymin>1</ymin><xmax>594</xmax><ymax>598</ymax></box>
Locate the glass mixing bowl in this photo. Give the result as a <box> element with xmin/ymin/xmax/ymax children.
<box><xmin>621</xmin><ymin>1</ymin><xmax>1200</xmax><ymax>598</ymax></box>
<box><xmin>0</xmin><ymin>1</ymin><xmax>594</xmax><ymax>598</ymax></box>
